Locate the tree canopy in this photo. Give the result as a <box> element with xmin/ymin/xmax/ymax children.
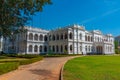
<box><xmin>0</xmin><ymin>0</ymin><xmax>52</xmax><ymax>37</ymax></box>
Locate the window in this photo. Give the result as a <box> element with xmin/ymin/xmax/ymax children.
<box><xmin>56</xmin><ymin>34</ymin><xmax>59</xmax><ymax>40</ymax></box>
<box><xmin>52</xmin><ymin>35</ymin><xmax>55</xmax><ymax>41</ymax></box>
<box><xmin>64</xmin><ymin>33</ymin><xmax>68</xmax><ymax>39</ymax></box>
<box><xmin>34</xmin><ymin>34</ymin><xmax>38</xmax><ymax>41</ymax></box>
<box><xmin>85</xmin><ymin>35</ymin><xmax>87</xmax><ymax>41</ymax></box>
<box><xmin>91</xmin><ymin>37</ymin><xmax>93</xmax><ymax>42</ymax></box>
<box><xmin>29</xmin><ymin>33</ymin><xmax>33</xmax><ymax>40</ymax></box>
<box><xmin>39</xmin><ymin>34</ymin><xmax>43</xmax><ymax>41</ymax></box>
<box><xmin>89</xmin><ymin>46</ymin><xmax>90</xmax><ymax>52</ymax></box>
<box><xmin>70</xmin><ymin>45</ymin><xmax>73</xmax><ymax>51</ymax></box>
<box><xmin>53</xmin><ymin>46</ymin><xmax>55</xmax><ymax>52</ymax></box>
<box><xmin>80</xmin><ymin>46</ymin><xmax>82</xmax><ymax>51</ymax></box>
<box><xmin>80</xmin><ymin>33</ymin><xmax>82</xmax><ymax>40</ymax></box>
<box><xmin>65</xmin><ymin>45</ymin><xmax>68</xmax><ymax>51</ymax></box>
<box><xmin>44</xmin><ymin>35</ymin><xmax>47</xmax><ymax>41</ymax></box>
<box><xmin>34</xmin><ymin>45</ymin><xmax>38</xmax><ymax>52</ymax></box>
<box><xmin>49</xmin><ymin>35</ymin><xmax>51</xmax><ymax>41</ymax></box>
<box><xmin>56</xmin><ymin>45</ymin><xmax>59</xmax><ymax>52</ymax></box>
<box><xmin>29</xmin><ymin>45</ymin><xmax>32</xmax><ymax>52</ymax></box>
<box><xmin>39</xmin><ymin>46</ymin><xmax>42</xmax><ymax>52</ymax></box>
<box><xmin>69</xmin><ymin>32</ymin><xmax>73</xmax><ymax>39</ymax></box>
<box><xmin>61</xmin><ymin>34</ymin><xmax>63</xmax><ymax>40</ymax></box>
<box><xmin>85</xmin><ymin>46</ymin><xmax>87</xmax><ymax>52</ymax></box>
<box><xmin>88</xmin><ymin>36</ymin><xmax>90</xmax><ymax>42</ymax></box>
<box><xmin>44</xmin><ymin>46</ymin><xmax>47</xmax><ymax>52</ymax></box>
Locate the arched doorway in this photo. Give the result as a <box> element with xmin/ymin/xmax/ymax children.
<box><xmin>96</xmin><ymin>46</ymin><xmax>103</xmax><ymax>54</ymax></box>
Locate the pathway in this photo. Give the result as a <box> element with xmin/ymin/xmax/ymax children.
<box><xmin>0</xmin><ymin>56</ymin><xmax>80</xmax><ymax>80</ymax></box>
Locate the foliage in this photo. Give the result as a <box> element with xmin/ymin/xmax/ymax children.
<box><xmin>6</xmin><ymin>54</ymin><xmax>40</xmax><ymax>59</ymax></box>
<box><xmin>114</xmin><ymin>41</ymin><xmax>119</xmax><ymax>49</ymax></box>
<box><xmin>0</xmin><ymin>62</ymin><xmax>19</xmax><ymax>75</ymax></box>
<box><xmin>115</xmin><ymin>49</ymin><xmax>120</xmax><ymax>54</ymax></box>
<box><xmin>0</xmin><ymin>0</ymin><xmax>52</xmax><ymax>37</ymax></box>
<box><xmin>63</xmin><ymin>56</ymin><xmax>120</xmax><ymax>80</ymax></box>
<box><xmin>43</xmin><ymin>54</ymin><xmax>81</xmax><ymax>57</ymax></box>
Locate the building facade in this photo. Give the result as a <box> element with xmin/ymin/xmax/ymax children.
<box><xmin>0</xmin><ymin>37</ymin><xmax>3</xmax><ymax>52</ymax></box>
<box><xmin>3</xmin><ymin>24</ymin><xmax>115</xmax><ymax>55</ymax></box>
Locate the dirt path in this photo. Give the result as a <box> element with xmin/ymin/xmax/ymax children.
<box><xmin>0</xmin><ymin>56</ymin><xmax>79</xmax><ymax>80</ymax></box>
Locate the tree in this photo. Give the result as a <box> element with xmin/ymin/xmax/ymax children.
<box><xmin>114</xmin><ymin>41</ymin><xmax>119</xmax><ymax>49</ymax></box>
<box><xmin>0</xmin><ymin>0</ymin><xmax>52</xmax><ymax>37</ymax></box>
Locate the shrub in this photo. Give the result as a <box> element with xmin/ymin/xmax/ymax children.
<box><xmin>115</xmin><ymin>49</ymin><xmax>120</xmax><ymax>54</ymax></box>
<box><xmin>6</xmin><ymin>54</ymin><xmax>40</xmax><ymax>59</ymax></box>
<box><xmin>0</xmin><ymin>62</ymin><xmax>19</xmax><ymax>75</ymax></box>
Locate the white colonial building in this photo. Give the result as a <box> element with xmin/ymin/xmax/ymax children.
<box><xmin>3</xmin><ymin>24</ymin><xmax>114</xmax><ymax>55</ymax></box>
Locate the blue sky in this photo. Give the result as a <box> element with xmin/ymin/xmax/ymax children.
<box><xmin>28</xmin><ymin>0</ymin><xmax>120</xmax><ymax>36</ymax></box>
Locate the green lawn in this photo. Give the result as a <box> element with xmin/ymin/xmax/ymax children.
<box><xmin>63</xmin><ymin>55</ymin><xmax>120</xmax><ymax>80</ymax></box>
<box><xmin>0</xmin><ymin>55</ymin><xmax>43</xmax><ymax>75</ymax></box>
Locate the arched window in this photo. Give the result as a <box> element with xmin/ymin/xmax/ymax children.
<box><xmin>39</xmin><ymin>34</ymin><xmax>43</xmax><ymax>41</ymax></box>
<box><xmin>29</xmin><ymin>45</ymin><xmax>32</xmax><ymax>52</ymax></box>
<box><xmin>44</xmin><ymin>35</ymin><xmax>47</xmax><ymax>41</ymax></box>
<box><xmin>34</xmin><ymin>45</ymin><xmax>38</xmax><ymax>52</ymax></box>
<box><xmin>64</xmin><ymin>33</ymin><xmax>68</xmax><ymax>39</ymax></box>
<box><xmin>80</xmin><ymin>46</ymin><xmax>82</xmax><ymax>51</ymax></box>
<box><xmin>98</xmin><ymin>37</ymin><xmax>99</xmax><ymax>42</ymax></box>
<box><xmin>52</xmin><ymin>35</ymin><xmax>55</xmax><ymax>41</ymax></box>
<box><xmin>61</xmin><ymin>34</ymin><xmax>63</xmax><ymax>40</ymax></box>
<box><xmin>69</xmin><ymin>32</ymin><xmax>73</xmax><ymax>39</ymax></box>
<box><xmin>34</xmin><ymin>34</ymin><xmax>38</xmax><ymax>41</ymax></box>
<box><xmin>70</xmin><ymin>45</ymin><xmax>72</xmax><ymax>51</ymax></box>
<box><xmin>53</xmin><ymin>45</ymin><xmax>55</xmax><ymax>52</ymax></box>
<box><xmin>44</xmin><ymin>46</ymin><xmax>47</xmax><ymax>52</ymax></box>
<box><xmin>56</xmin><ymin>34</ymin><xmax>59</xmax><ymax>40</ymax></box>
<box><xmin>88</xmin><ymin>36</ymin><xmax>90</xmax><ymax>41</ymax></box>
<box><xmin>91</xmin><ymin>37</ymin><xmax>93</xmax><ymax>42</ymax></box>
<box><xmin>91</xmin><ymin>46</ymin><xmax>93</xmax><ymax>52</ymax></box>
<box><xmin>80</xmin><ymin>33</ymin><xmax>82</xmax><ymax>40</ymax></box>
<box><xmin>65</xmin><ymin>45</ymin><xmax>68</xmax><ymax>51</ymax></box>
<box><xmin>49</xmin><ymin>35</ymin><xmax>51</xmax><ymax>41</ymax></box>
<box><xmin>85</xmin><ymin>46</ymin><xmax>87</xmax><ymax>52</ymax></box>
<box><xmin>29</xmin><ymin>33</ymin><xmax>33</xmax><ymax>40</ymax></box>
<box><xmin>56</xmin><ymin>45</ymin><xmax>59</xmax><ymax>52</ymax></box>
<box><xmin>85</xmin><ymin>35</ymin><xmax>87</xmax><ymax>41</ymax></box>
<box><xmin>89</xmin><ymin>46</ymin><xmax>90</xmax><ymax>52</ymax></box>
<box><xmin>39</xmin><ymin>46</ymin><xmax>42</xmax><ymax>52</ymax></box>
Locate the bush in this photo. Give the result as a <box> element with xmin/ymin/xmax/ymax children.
<box><xmin>115</xmin><ymin>49</ymin><xmax>120</xmax><ymax>54</ymax></box>
<box><xmin>43</xmin><ymin>54</ymin><xmax>81</xmax><ymax>57</ymax></box>
<box><xmin>5</xmin><ymin>54</ymin><xmax>40</xmax><ymax>59</ymax></box>
<box><xmin>0</xmin><ymin>62</ymin><xmax>19</xmax><ymax>75</ymax></box>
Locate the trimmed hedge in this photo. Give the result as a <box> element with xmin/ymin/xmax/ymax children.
<box><xmin>5</xmin><ymin>54</ymin><xmax>40</xmax><ymax>59</ymax></box>
<box><xmin>43</xmin><ymin>54</ymin><xmax>81</xmax><ymax>57</ymax></box>
<box><xmin>0</xmin><ymin>62</ymin><xmax>19</xmax><ymax>75</ymax></box>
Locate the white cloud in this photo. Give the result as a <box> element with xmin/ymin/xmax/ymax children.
<box><xmin>80</xmin><ymin>8</ymin><xmax>120</xmax><ymax>24</ymax></box>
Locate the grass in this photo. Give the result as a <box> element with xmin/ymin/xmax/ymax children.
<box><xmin>63</xmin><ymin>55</ymin><xmax>120</xmax><ymax>80</ymax></box>
<box><xmin>0</xmin><ymin>54</ymin><xmax>43</xmax><ymax>75</ymax></box>
<box><xmin>0</xmin><ymin>62</ymin><xmax>19</xmax><ymax>75</ymax></box>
